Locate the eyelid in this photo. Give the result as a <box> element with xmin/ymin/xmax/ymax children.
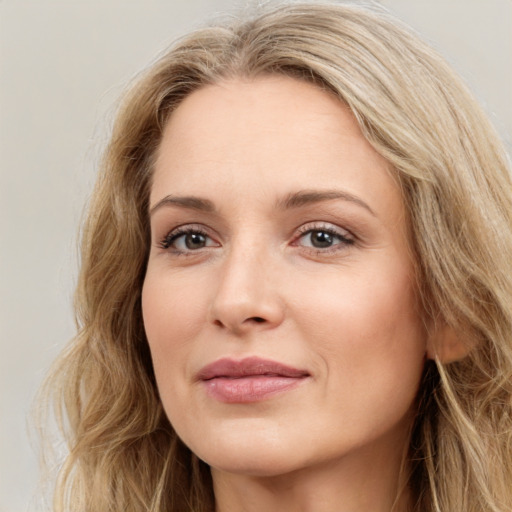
<box><xmin>293</xmin><ymin>221</ymin><xmax>354</xmax><ymax>241</ymax></box>
<box><xmin>157</xmin><ymin>223</ymin><xmax>220</xmax><ymax>251</ymax></box>
<box><xmin>155</xmin><ymin>220</ymin><xmax>355</xmax><ymax>255</ymax></box>
<box><xmin>290</xmin><ymin>221</ymin><xmax>356</xmax><ymax>253</ymax></box>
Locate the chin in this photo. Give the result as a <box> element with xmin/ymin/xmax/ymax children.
<box><xmin>185</xmin><ymin>422</ymin><xmax>306</xmax><ymax>478</ymax></box>
<box><xmin>206</xmin><ymin>451</ymin><xmax>301</xmax><ymax>478</ymax></box>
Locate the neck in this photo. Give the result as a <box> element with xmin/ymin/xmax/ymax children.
<box><xmin>212</xmin><ymin>429</ymin><xmax>414</xmax><ymax>512</ymax></box>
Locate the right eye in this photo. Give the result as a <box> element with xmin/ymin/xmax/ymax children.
<box><xmin>159</xmin><ymin>227</ymin><xmax>219</xmax><ymax>253</ymax></box>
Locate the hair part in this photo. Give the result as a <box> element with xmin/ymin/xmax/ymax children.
<box><xmin>41</xmin><ymin>2</ymin><xmax>512</xmax><ymax>511</ymax></box>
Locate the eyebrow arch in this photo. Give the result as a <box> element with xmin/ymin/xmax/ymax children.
<box><xmin>276</xmin><ymin>189</ymin><xmax>376</xmax><ymax>216</ymax></box>
<box><xmin>150</xmin><ymin>189</ymin><xmax>375</xmax><ymax>217</ymax></box>
<box><xmin>149</xmin><ymin>195</ymin><xmax>215</xmax><ymax>216</ymax></box>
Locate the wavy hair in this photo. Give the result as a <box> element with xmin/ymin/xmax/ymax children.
<box><xmin>42</xmin><ymin>2</ymin><xmax>512</xmax><ymax>511</ymax></box>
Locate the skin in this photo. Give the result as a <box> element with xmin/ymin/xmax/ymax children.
<box><xmin>142</xmin><ymin>76</ymin><xmax>431</xmax><ymax>512</ymax></box>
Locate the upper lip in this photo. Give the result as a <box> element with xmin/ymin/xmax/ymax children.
<box><xmin>197</xmin><ymin>356</ymin><xmax>310</xmax><ymax>381</ymax></box>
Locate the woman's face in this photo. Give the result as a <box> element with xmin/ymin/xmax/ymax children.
<box><xmin>142</xmin><ymin>76</ymin><xmax>427</xmax><ymax>477</ymax></box>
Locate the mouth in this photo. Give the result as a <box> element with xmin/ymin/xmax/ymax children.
<box><xmin>197</xmin><ymin>356</ymin><xmax>310</xmax><ymax>403</ymax></box>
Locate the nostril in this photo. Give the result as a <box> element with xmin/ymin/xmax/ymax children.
<box><xmin>211</xmin><ymin>316</ymin><xmax>266</xmax><ymax>329</ymax></box>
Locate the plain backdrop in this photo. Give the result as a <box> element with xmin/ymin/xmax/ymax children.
<box><xmin>1</xmin><ymin>1</ymin><xmax>510</xmax><ymax>511</ymax></box>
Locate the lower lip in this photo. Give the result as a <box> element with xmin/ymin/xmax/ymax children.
<box><xmin>202</xmin><ymin>376</ymin><xmax>307</xmax><ymax>403</ymax></box>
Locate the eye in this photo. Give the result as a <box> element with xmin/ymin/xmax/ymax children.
<box><xmin>159</xmin><ymin>227</ymin><xmax>218</xmax><ymax>252</ymax></box>
<box><xmin>295</xmin><ymin>225</ymin><xmax>354</xmax><ymax>251</ymax></box>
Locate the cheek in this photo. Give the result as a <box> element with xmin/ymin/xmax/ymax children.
<box><xmin>292</xmin><ymin>262</ymin><xmax>426</xmax><ymax>411</ymax></box>
<box><xmin>141</xmin><ymin>271</ymin><xmax>207</xmax><ymax>396</ymax></box>
<box><xmin>293</xmin><ymin>261</ymin><xmax>423</xmax><ymax>345</ymax></box>
<box><xmin>142</xmin><ymin>268</ymin><xmax>206</xmax><ymax>342</ymax></box>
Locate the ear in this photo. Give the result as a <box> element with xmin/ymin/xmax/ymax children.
<box><xmin>426</xmin><ymin>323</ymin><xmax>472</xmax><ymax>363</ymax></box>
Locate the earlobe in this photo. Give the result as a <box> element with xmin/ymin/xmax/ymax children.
<box><xmin>426</xmin><ymin>323</ymin><xmax>472</xmax><ymax>363</ymax></box>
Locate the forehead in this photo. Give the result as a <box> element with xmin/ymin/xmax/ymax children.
<box><xmin>151</xmin><ymin>75</ymin><xmax>402</xmax><ymax>222</ymax></box>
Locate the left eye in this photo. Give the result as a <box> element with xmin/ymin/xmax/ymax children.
<box><xmin>297</xmin><ymin>229</ymin><xmax>352</xmax><ymax>249</ymax></box>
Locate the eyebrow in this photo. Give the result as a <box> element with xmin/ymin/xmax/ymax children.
<box><xmin>276</xmin><ymin>189</ymin><xmax>376</xmax><ymax>216</ymax></box>
<box><xmin>149</xmin><ymin>189</ymin><xmax>376</xmax><ymax>217</ymax></box>
<box><xmin>150</xmin><ymin>195</ymin><xmax>215</xmax><ymax>216</ymax></box>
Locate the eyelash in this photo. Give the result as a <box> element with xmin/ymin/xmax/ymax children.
<box><xmin>157</xmin><ymin>222</ymin><xmax>355</xmax><ymax>255</ymax></box>
<box><xmin>158</xmin><ymin>225</ymin><xmax>213</xmax><ymax>252</ymax></box>
<box><xmin>293</xmin><ymin>223</ymin><xmax>355</xmax><ymax>253</ymax></box>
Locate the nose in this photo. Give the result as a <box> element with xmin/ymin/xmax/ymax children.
<box><xmin>208</xmin><ymin>246</ymin><xmax>285</xmax><ymax>335</ymax></box>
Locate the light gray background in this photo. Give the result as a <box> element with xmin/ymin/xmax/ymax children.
<box><xmin>1</xmin><ymin>1</ymin><xmax>510</xmax><ymax>511</ymax></box>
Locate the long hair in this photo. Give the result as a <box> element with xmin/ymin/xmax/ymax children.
<box><xmin>42</xmin><ymin>2</ymin><xmax>512</xmax><ymax>511</ymax></box>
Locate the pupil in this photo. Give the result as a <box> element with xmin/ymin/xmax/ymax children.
<box><xmin>311</xmin><ymin>230</ymin><xmax>333</xmax><ymax>248</ymax></box>
<box><xmin>186</xmin><ymin>233</ymin><xmax>206</xmax><ymax>249</ymax></box>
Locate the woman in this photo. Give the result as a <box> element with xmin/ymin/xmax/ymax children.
<box><xmin>44</xmin><ymin>2</ymin><xmax>512</xmax><ymax>511</ymax></box>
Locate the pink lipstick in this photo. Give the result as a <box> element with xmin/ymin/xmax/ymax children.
<box><xmin>197</xmin><ymin>357</ymin><xmax>309</xmax><ymax>403</ymax></box>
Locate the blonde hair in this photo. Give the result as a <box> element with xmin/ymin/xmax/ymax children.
<box><xmin>43</xmin><ymin>2</ymin><xmax>512</xmax><ymax>511</ymax></box>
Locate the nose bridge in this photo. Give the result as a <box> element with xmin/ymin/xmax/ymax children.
<box><xmin>209</xmin><ymin>233</ymin><xmax>284</xmax><ymax>333</ymax></box>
